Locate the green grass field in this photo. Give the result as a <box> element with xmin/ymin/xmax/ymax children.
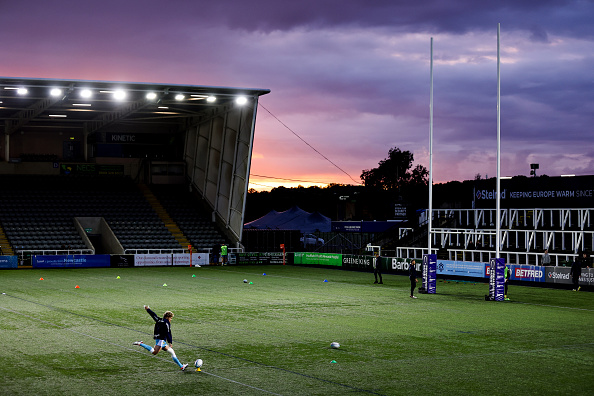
<box><xmin>0</xmin><ymin>265</ymin><xmax>592</xmax><ymax>395</ymax></box>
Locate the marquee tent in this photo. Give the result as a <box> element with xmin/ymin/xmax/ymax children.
<box><xmin>244</xmin><ymin>206</ymin><xmax>331</xmax><ymax>233</ymax></box>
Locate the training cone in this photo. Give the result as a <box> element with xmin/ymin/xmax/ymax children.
<box><xmin>116</xmin><ymin>276</ymin><xmax>120</xmax><ymax>279</ymax></box>
<box><xmin>75</xmin><ymin>285</ymin><xmax>80</xmax><ymax>289</ymax></box>
<box><xmin>192</xmin><ymin>274</ymin><xmax>196</xmax><ymax>278</ymax></box>
<box><xmin>163</xmin><ymin>283</ymin><xmax>167</xmax><ymax>287</ymax></box>
<box><xmin>331</xmin><ymin>360</ymin><xmax>337</xmax><ymax>364</ymax></box>
<box><xmin>39</xmin><ymin>278</ymin><xmax>44</xmax><ymax>280</ymax></box>
<box><xmin>323</xmin><ymin>279</ymin><xmax>328</xmax><ymax>282</ymax></box>
<box><xmin>249</xmin><ymin>282</ymin><xmax>253</xmax><ymax>285</ymax></box>
<box><xmin>262</xmin><ymin>273</ymin><xmax>266</xmax><ymax>276</ymax></box>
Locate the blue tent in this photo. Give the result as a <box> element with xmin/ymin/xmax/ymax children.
<box><xmin>244</xmin><ymin>206</ymin><xmax>331</xmax><ymax>233</ymax></box>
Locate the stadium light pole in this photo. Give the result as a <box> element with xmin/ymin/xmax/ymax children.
<box><xmin>428</xmin><ymin>37</ymin><xmax>434</xmax><ymax>254</ymax></box>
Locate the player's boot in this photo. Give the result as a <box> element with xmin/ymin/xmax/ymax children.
<box><xmin>181</xmin><ymin>364</ymin><xmax>188</xmax><ymax>371</ymax></box>
<box><xmin>133</xmin><ymin>341</ymin><xmax>143</xmax><ymax>346</ymax></box>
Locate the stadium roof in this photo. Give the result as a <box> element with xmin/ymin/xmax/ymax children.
<box><xmin>0</xmin><ymin>76</ymin><xmax>270</xmax><ymax>136</ymax></box>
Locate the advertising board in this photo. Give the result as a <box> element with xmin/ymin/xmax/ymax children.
<box><xmin>33</xmin><ymin>255</ymin><xmax>110</xmax><ymax>268</ymax></box>
<box><xmin>293</xmin><ymin>252</ymin><xmax>342</xmax><ymax>266</ymax></box>
<box><xmin>0</xmin><ymin>256</ymin><xmax>18</xmax><ymax>269</ymax></box>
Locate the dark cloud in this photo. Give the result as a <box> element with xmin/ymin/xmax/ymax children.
<box><xmin>4</xmin><ymin>1</ymin><xmax>590</xmax><ymax>38</ymax></box>
<box><xmin>529</xmin><ymin>25</ymin><xmax>550</xmax><ymax>43</ymax></box>
<box><xmin>172</xmin><ymin>0</ymin><xmax>594</xmax><ymax>39</ymax></box>
<box><xmin>0</xmin><ymin>0</ymin><xmax>592</xmax><ymax>183</ymax></box>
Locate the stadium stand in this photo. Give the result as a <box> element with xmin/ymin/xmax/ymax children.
<box><xmin>394</xmin><ymin>208</ymin><xmax>593</xmax><ymax>265</ymax></box>
<box><xmin>0</xmin><ymin>175</ymin><xmax>228</xmax><ymax>256</ymax></box>
<box><xmin>149</xmin><ymin>184</ymin><xmax>229</xmax><ymax>251</ymax></box>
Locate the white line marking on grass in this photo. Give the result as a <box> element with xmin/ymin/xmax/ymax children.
<box><xmin>0</xmin><ymin>304</ymin><xmax>283</xmax><ymax>396</ymax></box>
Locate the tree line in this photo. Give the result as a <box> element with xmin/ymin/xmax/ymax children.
<box><xmin>246</xmin><ymin>147</ymin><xmax>475</xmax><ymax>223</ymax></box>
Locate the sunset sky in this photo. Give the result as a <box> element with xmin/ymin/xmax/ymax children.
<box><xmin>1</xmin><ymin>0</ymin><xmax>592</xmax><ymax>190</ymax></box>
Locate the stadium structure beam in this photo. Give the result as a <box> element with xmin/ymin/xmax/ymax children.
<box><xmin>84</xmin><ymin>95</ymin><xmax>163</xmax><ymax>136</ymax></box>
<box><xmin>4</xmin><ymin>95</ymin><xmax>64</xmax><ymax>135</ymax></box>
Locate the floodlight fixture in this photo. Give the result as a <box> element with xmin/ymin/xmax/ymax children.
<box><xmin>146</xmin><ymin>92</ymin><xmax>157</xmax><ymax>100</ymax></box>
<box><xmin>80</xmin><ymin>89</ymin><xmax>92</xmax><ymax>98</ymax></box>
<box><xmin>175</xmin><ymin>94</ymin><xmax>185</xmax><ymax>100</ymax></box>
<box><xmin>113</xmin><ymin>90</ymin><xmax>126</xmax><ymax>100</ymax></box>
<box><xmin>207</xmin><ymin>96</ymin><xmax>216</xmax><ymax>103</ymax></box>
<box><xmin>50</xmin><ymin>88</ymin><xmax>63</xmax><ymax>97</ymax></box>
<box><xmin>17</xmin><ymin>87</ymin><xmax>28</xmax><ymax>95</ymax></box>
<box><xmin>235</xmin><ymin>96</ymin><xmax>247</xmax><ymax>105</ymax></box>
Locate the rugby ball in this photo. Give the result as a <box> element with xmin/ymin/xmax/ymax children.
<box><xmin>330</xmin><ymin>342</ymin><xmax>340</xmax><ymax>349</ymax></box>
<box><xmin>194</xmin><ymin>358</ymin><xmax>203</xmax><ymax>368</ymax></box>
<box><xmin>243</xmin><ymin>279</ymin><xmax>248</xmax><ymax>283</ymax></box>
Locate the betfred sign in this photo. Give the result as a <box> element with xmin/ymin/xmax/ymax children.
<box><xmin>514</xmin><ymin>267</ymin><xmax>544</xmax><ymax>281</ymax></box>
<box><xmin>486</xmin><ymin>264</ymin><xmax>546</xmax><ymax>282</ymax></box>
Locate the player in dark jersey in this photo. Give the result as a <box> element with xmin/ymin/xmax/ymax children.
<box><xmin>409</xmin><ymin>259</ymin><xmax>418</xmax><ymax>298</ymax></box>
<box><xmin>133</xmin><ymin>305</ymin><xmax>188</xmax><ymax>371</ymax></box>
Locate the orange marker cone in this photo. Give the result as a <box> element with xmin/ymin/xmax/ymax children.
<box><xmin>39</xmin><ymin>278</ymin><xmax>44</xmax><ymax>280</ymax></box>
<box><xmin>75</xmin><ymin>285</ymin><xmax>80</xmax><ymax>289</ymax></box>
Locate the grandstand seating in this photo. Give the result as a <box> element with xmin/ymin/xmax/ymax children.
<box><xmin>0</xmin><ymin>175</ymin><xmax>225</xmax><ymax>255</ymax></box>
<box><xmin>149</xmin><ymin>184</ymin><xmax>228</xmax><ymax>251</ymax></box>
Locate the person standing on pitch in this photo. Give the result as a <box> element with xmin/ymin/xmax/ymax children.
<box><xmin>504</xmin><ymin>264</ymin><xmax>511</xmax><ymax>301</ymax></box>
<box><xmin>570</xmin><ymin>252</ymin><xmax>587</xmax><ymax>291</ymax></box>
<box><xmin>221</xmin><ymin>243</ymin><xmax>228</xmax><ymax>265</ymax></box>
<box><xmin>373</xmin><ymin>252</ymin><xmax>383</xmax><ymax>284</ymax></box>
<box><xmin>409</xmin><ymin>259</ymin><xmax>418</xmax><ymax>298</ymax></box>
<box><xmin>133</xmin><ymin>305</ymin><xmax>188</xmax><ymax>371</ymax></box>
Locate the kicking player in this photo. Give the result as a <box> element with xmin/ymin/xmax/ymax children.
<box><xmin>133</xmin><ymin>305</ymin><xmax>188</xmax><ymax>371</ymax></box>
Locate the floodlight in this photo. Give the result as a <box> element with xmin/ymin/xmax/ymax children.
<box><xmin>80</xmin><ymin>89</ymin><xmax>92</xmax><ymax>98</ymax></box>
<box><xmin>175</xmin><ymin>94</ymin><xmax>185</xmax><ymax>100</ymax></box>
<box><xmin>17</xmin><ymin>88</ymin><xmax>28</xmax><ymax>95</ymax></box>
<box><xmin>113</xmin><ymin>90</ymin><xmax>126</xmax><ymax>100</ymax></box>
<box><xmin>207</xmin><ymin>96</ymin><xmax>216</xmax><ymax>103</ymax></box>
<box><xmin>235</xmin><ymin>96</ymin><xmax>247</xmax><ymax>105</ymax></box>
<box><xmin>146</xmin><ymin>92</ymin><xmax>157</xmax><ymax>100</ymax></box>
<box><xmin>50</xmin><ymin>88</ymin><xmax>63</xmax><ymax>97</ymax></box>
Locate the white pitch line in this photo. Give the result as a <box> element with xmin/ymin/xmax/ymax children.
<box><xmin>0</xmin><ymin>304</ymin><xmax>283</xmax><ymax>396</ymax></box>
